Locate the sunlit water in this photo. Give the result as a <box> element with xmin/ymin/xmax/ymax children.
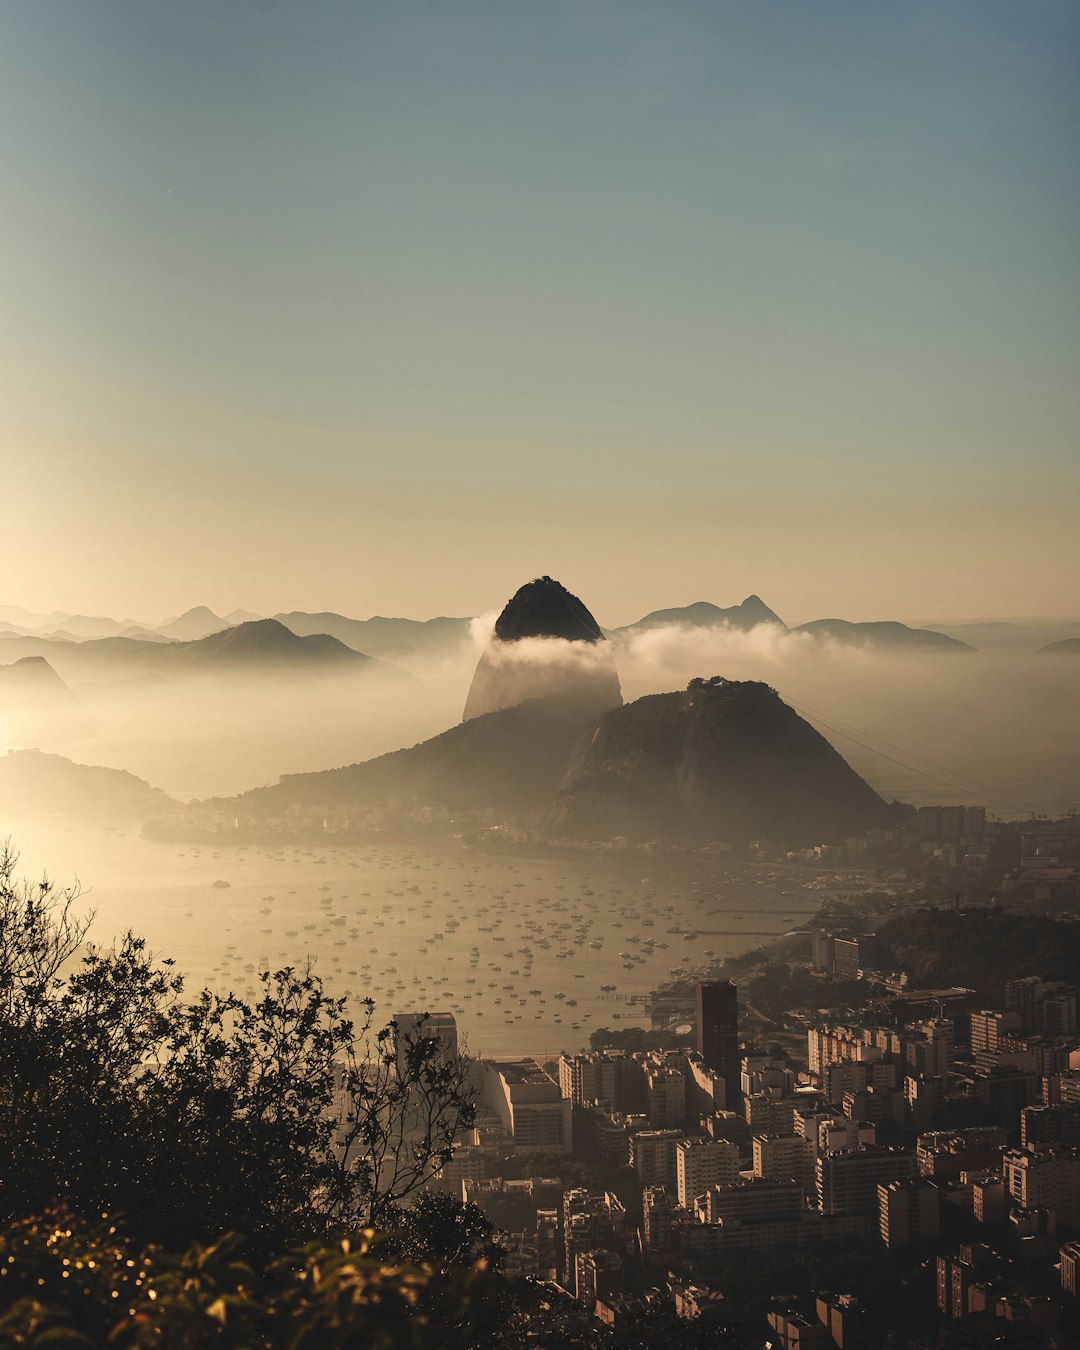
<box><xmin>3</xmin><ymin>817</ymin><xmax>829</xmax><ymax>1058</ymax></box>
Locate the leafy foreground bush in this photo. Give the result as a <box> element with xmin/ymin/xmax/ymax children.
<box><xmin>0</xmin><ymin>1214</ymin><xmax>515</xmax><ymax>1349</ymax></box>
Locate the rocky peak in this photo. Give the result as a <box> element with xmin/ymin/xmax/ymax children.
<box><xmin>493</xmin><ymin>576</ymin><xmax>606</xmax><ymax>643</ymax></box>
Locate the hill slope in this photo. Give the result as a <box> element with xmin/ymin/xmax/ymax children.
<box><xmin>1039</xmin><ymin>637</ymin><xmax>1080</xmax><ymax>656</ymax></box>
<box><xmin>222</xmin><ymin>695</ymin><xmax>593</xmax><ymax>820</ymax></box>
<box><xmin>616</xmin><ymin>595</ymin><xmax>785</xmax><ymax>634</ymax></box>
<box><xmin>0</xmin><ymin>656</ymin><xmax>74</xmax><ymax>704</ymax></box>
<box><xmin>877</xmin><ymin>909</ymin><xmax>1080</xmax><ymax>1001</ymax></box>
<box><xmin>275</xmin><ymin>611</ymin><xmax>470</xmax><ymax>658</ymax></box>
<box><xmin>549</xmin><ymin>676</ymin><xmax>893</xmax><ymax>844</ymax></box>
<box><xmin>164</xmin><ymin>619</ymin><xmax>382</xmax><ymax>672</ymax></box>
<box><xmin>0</xmin><ymin>750</ymin><xmax>174</xmax><ymax>820</ymax></box>
<box><xmin>792</xmin><ymin>619</ymin><xmax>973</xmax><ymax>651</ymax></box>
<box><xmin>155</xmin><ymin>606</ymin><xmax>231</xmax><ymax>641</ymax></box>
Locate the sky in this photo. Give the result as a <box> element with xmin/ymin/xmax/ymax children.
<box><xmin>1</xmin><ymin>0</ymin><xmax>1077</xmax><ymax>627</ymax></box>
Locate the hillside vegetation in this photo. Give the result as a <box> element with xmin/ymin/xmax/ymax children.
<box><xmin>877</xmin><ymin>908</ymin><xmax>1080</xmax><ymax>1000</ymax></box>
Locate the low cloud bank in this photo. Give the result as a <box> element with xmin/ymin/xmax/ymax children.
<box><xmin>0</xmin><ymin>619</ymin><xmax>1076</xmax><ymax>815</ymax></box>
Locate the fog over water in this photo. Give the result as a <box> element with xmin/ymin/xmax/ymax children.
<box><xmin>3</xmin><ymin>620</ymin><xmax>1076</xmax><ymax>813</ymax></box>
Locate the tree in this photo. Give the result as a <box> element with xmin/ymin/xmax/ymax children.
<box><xmin>386</xmin><ymin>1190</ymin><xmax>502</xmax><ymax>1272</ymax></box>
<box><xmin>0</xmin><ymin>845</ymin><xmax>475</xmax><ymax>1250</ymax></box>
<box><xmin>328</xmin><ymin>1012</ymin><xmax>477</xmax><ymax>1229</ymax></box>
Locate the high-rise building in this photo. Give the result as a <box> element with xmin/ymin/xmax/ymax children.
<box><xmin>971</xmin><ymin>1174</ymin><xmax>1006</xmax><ymax>1225</ymax></box>
<box><xmin>699</xmin><ymin>1177</ymin><xmax>804</xmax><ymax>1226</ymax></box>
<box><xmin>970</xmin><ymin>1009</ymin><xmax>1021</xmax><ymax>1055</ymax></box>
<box><xmin>817</xmin><ymin>1147</ymin><xmax>917</xmax><ymax>1218</ymax></box>
<box><xmin>644</xmin><ymin>1059</ymin><xmax>687</xmax><ymax>1128</ymax></box>
<box><xmin>1021</xmin><ymin>1102</ymin><xmax>1080</xmax><ymax>1151</ymax></box>
<box><xmin>905</xmin><ymin>1074</ymin><xmax>946</xmax><ymax>1131</ymax></box>
<box><xmin>562</xmin><ymin>1189</ymin><xmax>627</xmax><ymax>1295</ymax></box>
<box><xmin>1061</xmin><ymin>1240</ymin><xmax>1080</xmax><ymax>1297</ymax></box>
<box><xmin>558</xmin><ymin>1051</ymin><xmax>641</xmax><ymax>1112</ymax></box>
<box><xmin>767</xmin><ymin>1309</ymin><xmax>828</xmax><ymax>1349</ymax></box>
<box><xmin>877</xmin><ymin>1179</ymin><xmax>940</xmax><ymax>1248</ymax></box>
<box><xmin>744</xmin><ymin>1092</ymin><xmax>798</xmax><ymax>1135</ymax></box>
<box><xmin>642</xmin><ymin>1186</ymin><xmax>683</xmax><ymax>1253</ymax></box>
<box><xmin>754</xmin><ymin>1134</ymin><xmax>815</xmax><ymax>1190</ymax></box>
<box><xmin>676</xmin><ymin>1137</ymin><xmax>741</xmax><ymax>1207</ymax></box>
<box><xmin>486</xmin><ymin>1059</ymin><xmax>572</xmax><ymax>1153</ymax></box>
<box><xmin>1006</xmin><ymin>976</ymin><xmax>1046</xmax><ymax>1028</ymax></box>
<box><xmin>819</xmin><ymin>1117</ymin><xmax>876</xmax><ymax>1157</ymax></box>
<box><xmin>574</xmin><ymin>1248</ymin><xmax>623</xmax><ymax>1307</ymax></box>
<box><xmin>630</xmin><ymin>1128</ymin><xmax>685</xmax><ymax>1189</ymax></box>
<box><xmin>696</xmin><ymin>981</ymin><xmax>740</xmax><ymax>1109</ymax></box>
<box><xmin>1003</xmin><ymin>1148</ymin><xmax>1080</xmax><ymax>1224</ymax></box>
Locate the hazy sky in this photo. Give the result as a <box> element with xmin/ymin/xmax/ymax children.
<box><xmin>1</xmin><ymin>0</ymin><xmax>1077</xmax><ymax>626</ymax></box>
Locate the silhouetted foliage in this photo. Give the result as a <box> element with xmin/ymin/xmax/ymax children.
<box><xmin>0</xmin><ymin>1212</ymin><xmax>510</xmax><ymax>1349</ymax></box>
<box><xmin>877</xmin><ymin>907</ymin><xmax>1080</xmax><ymax>1000</ymax></box>
<box><xmin>0</xmin><ymin>845</ymin><xmax>475</xmax><ymax>1250</ymax></box>
<box><xmin>384</xmin><ymin>1191</ymin><xmax>503</xmax><ymax>1273</ymax></box>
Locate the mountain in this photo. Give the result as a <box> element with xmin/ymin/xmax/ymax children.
<box><xmin>0</xmin><ymin>620</ymin><xmax>408</xmax><ymax>685</ymax></box>
<box><xmin>0</xmin><ymin>749</ymin><xmax>173</xmax><ymax>820</ymax></box>
<box><xmin>0</xmin><ymin>606</ymin><xmax>70</xmax><ymax>630</ymax></box>
<box><xmin>792</xmin><ymin>619</ymin><xmax>973</xmax><ymax>652</ymax></box>
<box><xmin>207</xmin><ymin>694</ymin><xmax>593</xmax><ymax>825</ymax></box>
<box><xmin>492</xmin><ymin>577</ymin><xmax>608</xmax><ymax>643</ymax></box>
<box><xmin>616</xmin><ymin>595</ymin><xmax>785</xmax><ymax>634</ymax></box>
<box><xmin>155</xmin><ymin>606</ymin><xmax>231</xmax><ymax>641</ymax></box>
<box><xmin>224</xmin><ymin>608</ymin><xmax>264</xmax><ymax>625</ymax></box>
<box><xmin>150</xmin><ymin>675</ymin><xmax>894</xmax><ymax>847</ymax></box>
<box><xmin>549</xmin><ymin>676</ymin><xmax>894</xmax><ymax>844</ymax></box>
<box><xmin>921</xmin><ymin>620</ymin><xmax>1080</xmax><ymax>652</ymax></box>
<box><xmin>274</xmin><ymin>611</ymin><xmax>471</xmax><ymax>659</ymax></box>
<box><xmin>463</xmin><ymin>577</ymin><xmax>622</xmax><ymax>722</ymax></box>
<box><xmin>119</xmin><ymin>626</ymin><xmax>174</xmax><ymax>643</ymax></box>
<box><xmin>157</xmin><ymin>623</ymin><xmax>410</xmax><ymax>685</ymax></box>
<box><xmin>39</xmin><ymin>613</ymin><xmax>130</xmax><ymax>639</ymax></box>
<box><xmin>1039</xmin><ymin>638</ymin><xmax>1080</xmax><ymax>656</ymax></box>
<box><xmin>0</xmin><ymin>635</ymin><xmax>163</xmax><ymax>678</ymax></box>
<box><xmin>0</xmin><ymin>656</ymin><xmax>74</xmax><ymax>704</ymax></box>
<box><xmin>160</xmin><ymin>619</ymin><xmax>404</xmax><ymax>676</ymax></box>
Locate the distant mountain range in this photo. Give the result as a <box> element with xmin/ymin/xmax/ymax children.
<box><xmin>613</xmin><ymin>595</ymin><xmax>784</xmax><ymax>634</ymax></box>
<box><xmin>0</xmin><ymin>620</ymin><xmax>409</xmax><ymax>687</ymax></box>
<box><xmin>789</xmin><ymin>618</ymin><xmax>971</xmax><ymax>652</ymax></box>
<box><xmin>4</xmin><ymin>595</ymin><xmax>1075</xmax><ymax>656</ymax></box>
<box><xmin>921</xmin><ymin>620</ymin><xmax>1080</xmax><ymax>652</ymax></box>
<box><xmin>613</xmin><ymin>597</ymin><xmax>971</xmax><ymax>651</ymax></box>
<box><xmin>272</xmin><ymin>612</ymin><xmax>470</xmax><ymax>660</ymax></box>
